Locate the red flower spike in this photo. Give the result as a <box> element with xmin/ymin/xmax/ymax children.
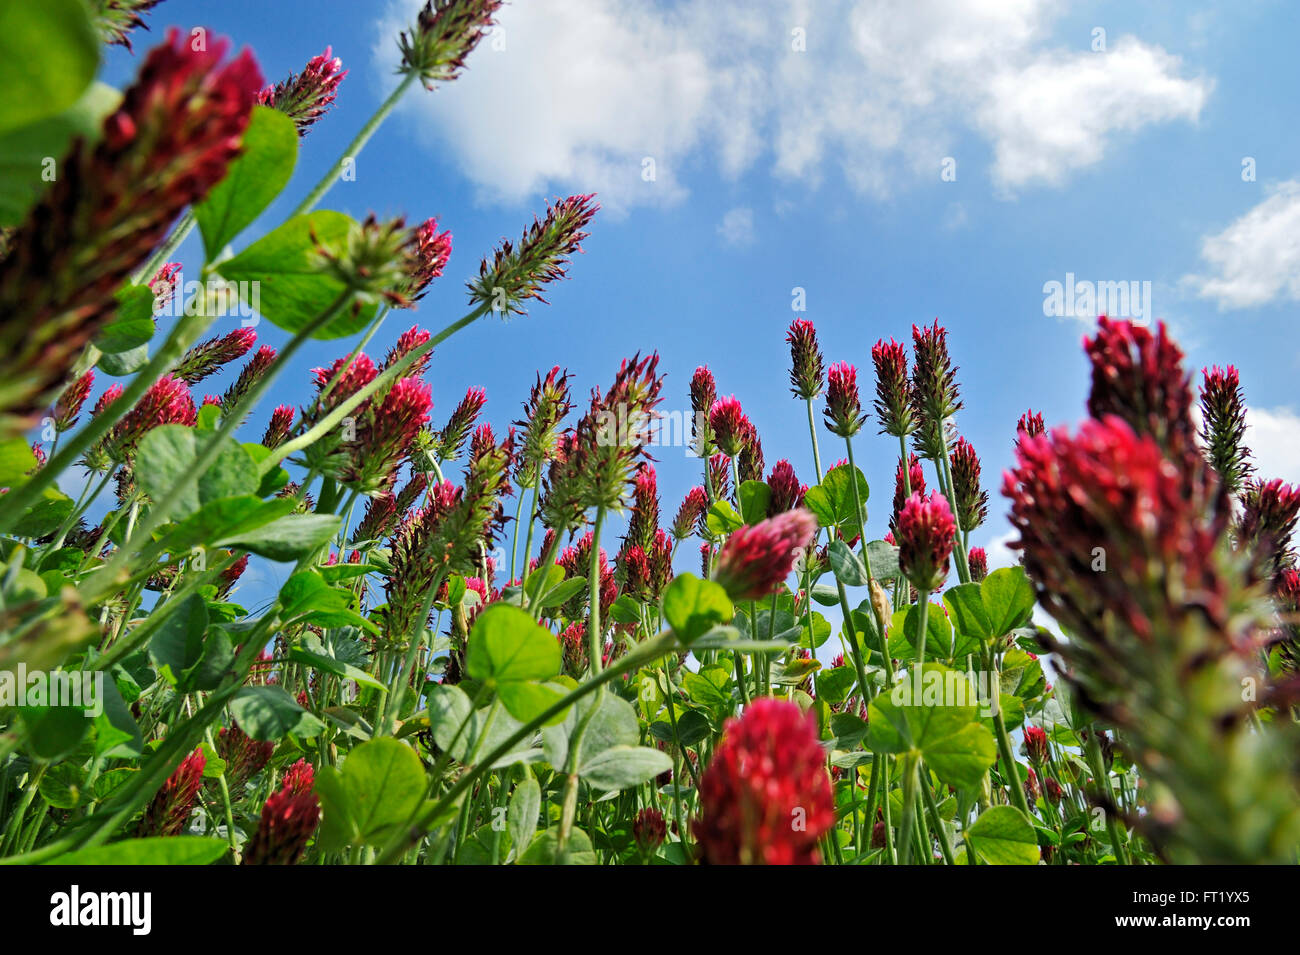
<box><xmin>712</xmin><ymin>509</ymin><xmax>818</xmax><ymax>602</ymax></box>
<box><xmin>896</xmin><ymin>490</ymin><xmax>955</xmax><ymax>593</ymax></box>
<box><xmin>694</xmin><ymin>698</ymin><xmax>834</xmax><ymax>865</ymax></box>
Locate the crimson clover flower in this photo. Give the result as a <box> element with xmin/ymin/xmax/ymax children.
<box><xmin>1084</xmin><ymin>317</ymin><xmax>1197</xmax><ymax>469</ymax></box>
<box><xmin>738</xmin><ymin>428</ymin><xmax>765</xmax><ymax>485</ymax></box>
<box><xmin>1198</xmin><ymin>365</ymin><xmax>1254</xmax><ymax>496</ymax></box>
<box><xmin>634</xmin><ymin>808</ymin><xmax>667</xmax><ymax>852</ymax></box>
<box><xmin>871</xmin><ymin>338</ymin><xmax>915</xmax><ymax>438</ymax></box>
<box><xmin>910</xmin><ymin>321</ymin><xmax>962</xmax><ymax>460</ymax></box>
<box><xmin>824</xmin><ymin>362</ymin><xmax>867</xmax><ymax>438</ymax></box>
<box><xmin>383</xmin><ymin>325</ymin><xmax>434</xmax><ymax>380</ymax></box>
<box><xmin>243</xmin><ymin>787</ymin><xmax>321</xmax><ymax>866</ymax></box>
<box><xmin>468</xmin><ymin>194</ymin><xmax>598</xmax><ymax>317</ymax></box>
<box><xmin>260</xmin><ymin>405</ymin><xmax>295</xmax><ymax>450</ymax></box>
<box><xmin>52</xmin><ymin>371</ymin><xmax>95</xmax><ymax>433</ymax></box>
<box><xmin>1238</xmin><ymin>478</ymin><xmax>1300</xmax><ymax>576</ymax></box>
<box><xmin>514</xmin><ymin>366</ymin><xmax>573</xmax><ymax>486</ymax></box>
<box><xmin>690</xmin><ymin>365</ymin><xmax>718</xmax><ymax>456</ymax></box>
<box><xmin>619</xmin><ymin>529</ymin><xmax>673</xmax><ymax>602</ymax></box>
<box><xmin>173</xmin><ymin>327</ymin><xmax>257</xmax><ymax>385</ymax></box>
<box><xmin>106</xmin><ymin>374</ymin><xmax>197</xmax><ymax>462</ymax></box>
<box><xmin>708</xmin><ymin>453</ymin><xmax>731</xmax><ymax>503</ymax></box>
<box><xmin>950</xmin><ymin>436</ymin><xmax>989</xmax><ymax>532</ymax></box>
<box><xmin>671</xmin><ymin>486</ymin><xmax>709</xmax><ymax>540</ymax></box>
<box><xmin>787</xmin><ymin>319</ymin><xmax>825</xmax><ymax>400</ymax></box>
<box><xmin>712</xmin><ymin>508</ymin><xmax>818</xmax><ymax>602</ymax></box>
<box><xmin>282</xmin><ymin>758</ymin><xmax>316</xmax><ymax>796</ymax></box>
<box><xmin>766</xmin><ymin>459</ymin><xmax>806</xmax><ymax>515</ymax></box>
<box><xmin>1016</xmin><ymin>409</ymin><xmax>1045</xmax><ymax>443</ymax></box>
<box><xmin>896</xmin><ymin>490</ymin><xmax>956</xmax><ymax>593</ymax></box>
<box><xmin>314</xmin><ymin>213</ymin><xmax>422</xmax><ymax>310</ymax></box>
<box><xmin>890</xmin><ymin>453</ymin><xmax>926</xmax><ymax>538</ymax></box>
<box><xmin>399</xmin><ymin>218</ymin><xmax>453</xmax><ymax>307</ymax></box>
<box><xmin>624</xmin><ymin>463</ymin><xmax>660</xmax><ymax>552</ymax></box>
<box><xmin>339</xmin><ymin>377</ymin><xmax>433</xmax><ymax>494</ymax></box>
<box><xmin>137</xmin><ymin>747</ymin><xmax>206</xmax><ymax>837</ymax></box>
<box><xmin>257</xmin><ymin>46</ymin><xmax>347</xmax><ymax>137</ymax></box>
<box><xmin>967</xmin><ymin>546</ymin><xmax>988</xmax><ymax>582</ymax></box>
<box><xmin>694</xmin><ymin>698</ymin><xmax>834</xmax><ymax>865</ymax></box>
<box><xmin>0</xmin><ymin>29</ymin><xmax>261</xmax><ymax>439</ymax></box>
<box><xmin>709</xmin><ymin>396</ymin><xmax>750</xmax><ymax>458</ymax></box>
<box><xmin>215</xmin><ymin>724</ymin><xmax>274</xmax><ymax>792</ymax></box>
<box><xmin>398</xmin><ymin>0</ymin><xmax>504</xmax><ymax>89</ymax></box>
<box><xmin>1023</xmin><ymin>725</ymin><xmax>1050</xmax><ymax>764</ymax></box>
<box><xmin>221</xmin><ymin>344</ymin><xmax>277</xmax><ymax>413</ymax></box>
<box><xmin>94</xmin><ymin>0</ymin><xmax>164</xmax><ymax>50</ymax></box>
<box><xmin>431</xmin><ymin>387</ymin><xmax>488</xmax><ymax>463</ymax></box>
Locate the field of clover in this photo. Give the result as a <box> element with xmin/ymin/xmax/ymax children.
<box><xmin>0</xmin><ymin>0</ymin><xmax>1297</xmax><ymax>867</ymax></box>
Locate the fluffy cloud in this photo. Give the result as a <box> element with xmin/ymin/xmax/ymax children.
<box><xmin>716</xmin><ymin>207</ymin><xmax>756</xmax><ymax>247</ymax></box>
<box><xmin>1247</xmin><ymin>405</ymin><xmax>1300</xmax><ymax>485</ymax></box>
<box><xmin>374</xmin><ymin>0</ymin><xmax>1211</xmax><ymax>209</ymax></box>
<box><xmin>1189</xmin><ymin>181</ymin><xmax>1300</xmax><ymax>309</ymax></box>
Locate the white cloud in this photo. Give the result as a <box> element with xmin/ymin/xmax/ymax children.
<box><xmin>1189</xmin><ymin>181</ymin><xmax>1300</xmax><ymax>309</ymax></box>
<box><xmin>1247</xmin><ymin>405</ymin><xmax>1300</xmax><ymax>485</ymax></box>
<box><xmin>374</xmin><ymin>0</ymin><xmax>1211</xmax><ymax>209</ymax></box>
<box><xmin>716</xmin><ymin>206</ymin><xmax>756</xmax><ymax>247</ymax></box>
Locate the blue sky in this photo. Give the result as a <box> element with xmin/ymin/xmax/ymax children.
<box><xmin>95</xmin><ymin>0</ymin><xmax>1300</xmax><ymax>603</ymax></box>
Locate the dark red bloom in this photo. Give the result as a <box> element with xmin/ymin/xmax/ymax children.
<box><xmin>434</xmin><ymin>387</ymin><xmax>488</xmax><ymax>461</ymax></box>
<box><xmin>671</xmin><ymin>486</ymin><xmax>709</xmax><ymax>540</ymax></box>
<box><xmin>787</xmin><ymin>319</ymin><xmax>825</xmax><ymax>400</ymax></box>
<box><xmin>766</xmin><ymin>459</ymin><xmax>806</xmax><ymax>515</ymax></box>
<box><xmin>137</xmin><ymin>747</ymin><xmax>206</xmax><ymax>837</ymax></box>
<box><xmin>217</xmin><ymin>552</ymin><xmax>249</xmax><ymax>597</ymax></box>
<box><xmin>896</xmin><ymin>491</ymin><xmax>955</xmax><ymax>592</ymax></box>
<box><xmin>0</xmin><ymin>29</ymin><xmax>261</xmax><ymax>438</ymax></box>
<box><xmin>281</xmin><ymin>758</ymin><xmax>316</xmax><ymax>796</ymax></box>
<box><xmin>694</xmin><ymin>698</ymin><xmax>834</xmax><ymax>865</ymax></box>
<box><xmin>515</xmin><ymin>365</ymin><xmax>572</xmax><ymax>484</ymax></box>
<box><xmin>243</xmin><ymin>787</ymin><xmax>321</xmax><ymax>865</ymax></box>
<box><xmin>824</xmin><ymin>362</ymin><xmax>866</xmax><ymax>438</ymax></box>
<box><xmin>256</xmin><ymin>46</ymin><xmax>347</xmax><ymax>136</ymax></box>
<box><xmin>383</xmin><ymin>326</ymin><xmax>434</xmax><ymax>379</ymax></box>
<box><xmin>1084</xmin><ymin>317</ymin><xmax>1196</xmax><ymax>467</ymax></box>
<box><xmin>400</xmin><ymin>218</ymin><xmax>453</xmax><ymax>307</ymax></box>
<box><xmin>173</xmin><ymin>327</ymin><xmax>257</xmax><ymax>385</ymax></box>
<box><xmin>52</xmin><ymin>371</ymin><xmax>95</xmax><ymax>433</ymax></box>
<box><xmin>1016</xmin><ymin>409</ymin><xmax>1045</xmax><ymax>441</ymax></box>
<box><xmin>967</xmin><ymin>546</ymin><xmax>988</xmax><ymax>582</ymax></box>
<box><xmin>1044</xmin><ymin>777</ymin><xmax>1064</xmax><ymax>804</ymax></box>
<box><xmin>890</xmin><ymin>453</ymin><xmax>926</xmax><ymax>538</ymax></box>
<box><xmin>738</xmin><ymin>427</ymin><xmax>765</xmax><ymax>486</ymax></box>
<box><xmin>1023</xmin><ymin>725</ymin><xmax>1049</xmax><ymax>764</ymax></box>
<box><xmin>710</xmin><ymin>396</ymin><xmax>751</xmax><ymax>458</ymax></box>
<box><xmin>108</xmin><ymin>374</ymin><xmax>197</xmax><ymax>459</ymax></box>
<box><xmin>261</xmin><ymin>405</ymin><xmax>295</xmax><ymax>450</ymax></box>
<box><xmin>872</xmin><ymin>338</ymin><xmax>914</xmax><ymax>438</ymax></box>
<box><xmin>624</xmin><ymin>463</ymin><xmax>660</xmax><ymax>551</ymax></box>
<box><xmin>712</xmin><ymin>509</ymin><xmax>818</xmax><ymax>601</ymax></box>
<box><xmin>1238</xmin><ymin>478</ymin><xmax>1300</xmax><ymax>574</ymax></box>
<box><xmin>215</xmin><ymin>723</ymin><xmax>273</xmax><ymax>791</ymax></box>
<box><xmin>634</xmin><ymin>807</ymin><xmax>667</xmax><ymax>852</ymax></box>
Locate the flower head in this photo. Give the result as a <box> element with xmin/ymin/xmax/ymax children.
<box><xmin>694</xmin><ymin>698</ymin><xmax>834</xmax><ymax>865</ymax></box>
<box><xmin>219</xmin><ymin>344</ymin><xmax>276</xmax><ymax>413</ymax></box>
<box><xmin>1023</xmin><ymin>725</ymin><xmax>1050</xmax><ymax>764</ymax></box>
<box><xmin>515</xmin><ymin>366</ymin><xmax>572</xmax><ymax>484</ymax></box>
<box><xmin>1199</xmin><ymin>365</ymin><xmax>1254</xmax><ymax>496</ymax></box>
<box><xmin>1238</xmin><ymin>478</ymin><xmax>1300</xmax><ymax>575</ymax></box>
<box><xmin>967</xmin><ymin>546</ymin><xmax>988</xmax><ymax>582</ymax></box>
<box><xmin>137</xmin><ymin>747</ymin><xmax>206</xmax><ymax>837</ymax></box>
<box><xmin>0</xmin><ymin>29</ymin><xmax>261</xmax><ymax>438</ymax></box>
<box><xmin>896</xmin><ymin>490</ymin><xmax>956</xmax><ymax>593</ymax></box>
<box><xmin>243</xmin><ymin>787</ymin><xmax>321</xmax><ymax>865</ymax></box>
<box><xmin>173</xmin><ymin>327</ymin><xmax>257</xmax><ymax>385</ymax></box>
<box><xmin>257</xmin><ymin>46</ymin><xmax>347</xmax><ymax>136</ymax></box>
<box><xmin>690</xmin><ymin>366</ymin><xmax>718</xmax><ymax>456</ymax></box>
<box><xmin>468</xmin><ymin>194</ymin><xmax>597</xmax><ymax>316</ymax></box>
<box><xmin>766</xmin><ymin>460</ymin><xmax>806</xmax><ymax>515</ymax></box>
<box><xmin>634</xmin><ymin>807</ymin><xmax>667</xmax><ymax>852</ymax></box>
<box><xmin>383</xmin><ymin>326</ymin><xmax>434</xmax><ymax>380</ymax></box>
<box><xmin>671</xmin><ymin>486</ymin><xmax>709</xmax><ymax>540</ymax></box>
<box><xmin>94</xmin><ymin>0</ymin><xmax>165</xmax><ymax>50</ymax></box>
<box><xmin>398</xmin><ymin>0</ymin><xmax>504</xmax><ymax>89</ymax></box>
<box><xmin>950</xmin><ymin>436</ymin><xmax>989</xmax><ymax>531</ymax></box>
<box><xmin>710</xmin><ymin>396</ymin><xmax>750</xmax><ymax>458</ymax></box>
<box><xmin>824</xmin><ymin>362</ymin><xmax>867</xmax><ymax>437</ymax></box>
<box><xmin>787</xmin><ymin>319</ymin><xmax>825</xmax><ymax>400</ymax></box>
<box><xmin>890</xmin><ymin>453</ymin><xmax>926</xmax><ymax>538</ymax></box>
<box><xmin>399</xmin><ymin>218</ymin><xmax>453</xmax><ymax>306</ymax></box>
<box><xmin>712</xmin><ymin>509</ymin><xmax>818</xmax><ymax>602</ymax></box>
<box><xmin>1016</xmin><ymin>409</ymin><xmax>1045</xmax><ymax>442</ymax></box>
<box><xmin>1084</xmin><ymin>317</ymin><xmax>1196</xmax><ymax>467</ymax></box>
<box><xmin>52</xmin><ymin>371</ymin><xmax>95</xmax><ymax>433</ymax></box>
<box><xmin>432</xmin><ymin>387</ymin><xmax>488</xmax><ymax>463</ymax></box>
<box><xmin>871</xmin><ymin>338</ymin><xmax>914</xmax><ymax>437</ymax></box>
<box><xmin>737</xmin><ymin>428</ymin><xmax>765</xmax><ymax>485</ymax></box>
<box><xmin>108</xmin><ymin>374</ymin><xmax>197</xmax><ymax>460</ymax></box>
<box><xmin>910</xmin><ymin>321</ymin><xmax>961</xmax><ymax>459</ymax></box>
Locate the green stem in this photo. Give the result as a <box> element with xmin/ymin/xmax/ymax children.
<box><xmin>805</xmin><ymin>397</ymin><xmax>824</xmax><ymax>481</ymax></box>
<box><xmin>290</xmin><ymin>75</ymin><xmax>417</xmax><ymax>218</ymax></box>
<box><xmin>588</xmin><ymin>506</ymin><xmax>606</xmax><ymax>676</ymax></box>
